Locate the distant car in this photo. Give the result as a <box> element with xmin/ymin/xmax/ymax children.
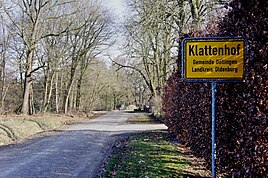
<box><xmin>119</xmin><ymin>104</ymin><xmax>126</xmax><ymax>110</ymax></box>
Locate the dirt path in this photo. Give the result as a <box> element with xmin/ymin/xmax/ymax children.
<box><xmin>0</xmin><ymin>111</ymin><xmax>166</xmax><ymax>178</ymax></box>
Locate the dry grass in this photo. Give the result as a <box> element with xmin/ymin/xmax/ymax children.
<box><xmin>0</xmin><ymin>112</ymin><xmax>105</xmax><ymax>146</ymax></box>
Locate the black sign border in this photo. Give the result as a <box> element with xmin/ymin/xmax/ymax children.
<box><xmin>181</xmin><ymin>36</ymin><xmax>248</xmax><ymax>83</ymax></box>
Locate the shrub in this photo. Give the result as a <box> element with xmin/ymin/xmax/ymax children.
<box><xmin>162</xmin><ymin>0</ymin><xmax>268</xmax><ymax>176</ymax></box>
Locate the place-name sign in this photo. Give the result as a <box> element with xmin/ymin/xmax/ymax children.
<box><xmin>182</xmin><ymin>37</ymin><xmax>246</xmax><ymax>81</ymax></box>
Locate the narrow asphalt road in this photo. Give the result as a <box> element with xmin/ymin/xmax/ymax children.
<box><xmin>0</xmin><ymin>111</ymin><xmax>167</xmax><ymax>178</ymax></box>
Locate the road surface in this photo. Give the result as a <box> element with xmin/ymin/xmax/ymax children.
<box><xmin>0</xmin><ymin>111</ymin><xmax>166</xmax><ymax>178</ymax></box>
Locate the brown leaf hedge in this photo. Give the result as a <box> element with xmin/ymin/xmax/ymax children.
<box><xmin>162</xmin><ymin>0</ymin><xmax>267</xmax><ymax>177</ymax></box>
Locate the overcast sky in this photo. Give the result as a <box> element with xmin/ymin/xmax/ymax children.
<box><xmin>102</xmin><ymin>0</ymin><xmax>126</xmax><ymax>22</ymax></box>
<box><xmin>101</xmin><ymin>0</ymin><xmax>127</xmax><ymax>63</ymax></box>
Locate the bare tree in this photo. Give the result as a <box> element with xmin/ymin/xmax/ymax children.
<box><xmin>0</xmin><ymin>12</ymin><xmax>11</xmax><ymax>113</ymax></box>
<box><xmin>40</xmin><ymin>34</ymin><xmax>68</xmax><ymax>113</ymax></box>
<box><xmin>111</xmin><ymin>0</ymin><xmax>231</xmax><ymax>114</ymax></box>
<box><xmin>3</xmin><ymin>0</ymin><xmax>76</xmax><ymax>114</ymax></box>
<box><xmin>113</xmin><ymin>0</ymin><xmax>178</xmax><ymax>98</ymax></box>
<box><xmin>63</xmin><ymin>1</ymin><xmax>114</xmax><ymax>113</ymax></box>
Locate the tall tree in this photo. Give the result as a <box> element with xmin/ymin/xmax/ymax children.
<box><xmin>115</xmin><ymin>0</ymin><xmax>231</xmax><ymax>98</ymax></box>
<box><xmin>114</xmin><ymin>0</ymin><xmax>179</xmax><ymax>97</ymax></box>
<box><xmin>4</xmin><ymin>0</ymin><xmax>75</xmax><ymax>114</ymax></box>
<box><xmin>0</xmin><ymin>12</ymin><xmax>10</xmax><ymax>113</ymax></box>
<box><xmin>62</xmin><ymin>1</ymin><xmax>114</xmax><ymax>114</ymax></box>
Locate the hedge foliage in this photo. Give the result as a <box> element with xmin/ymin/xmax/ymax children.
<box><xmin>162</xmin><ymin>0</ymin><xmax>267</xmax><ymax>177</ymax></box>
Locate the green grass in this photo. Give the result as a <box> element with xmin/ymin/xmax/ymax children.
<box><xmin>103</xmin><ymin>131</ymin><xmax>197</xmax><ymax>178</ymax></box>
<box><xmin>128</xmin><ymin>114</ymin><xmax>161</xmax><ymax>124</ymax></box>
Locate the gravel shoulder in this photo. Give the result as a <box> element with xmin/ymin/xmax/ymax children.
<box><xmin>0</xmin><ymin>111</ymin><xmax>166</xmax><ymax>178</ymax></box>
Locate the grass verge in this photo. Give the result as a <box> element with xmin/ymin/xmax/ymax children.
<box><xmin>0</xmin><ymin>112</ymin><xmax>105</xmax><ymax>146</ymax></box>
<box><xmin>102</xmin><ymin>131</ymin><xmax>210</xmax><ymax>178</ymax></box>
<box><xmin>127</xmin><ymin>114</ymin><xmax>161</xmax><ymax>124</ymax></box>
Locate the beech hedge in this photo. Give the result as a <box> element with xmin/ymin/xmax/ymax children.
<box><xmin>162</xmin><ymin>0</ymin><xmax>267</xmax><ymax>177</ymax></box>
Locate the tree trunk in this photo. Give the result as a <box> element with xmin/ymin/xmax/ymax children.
<box><xmin>21</xmin><ymin>52</ymin><xmax>33</xmax><ymax>115</ymax></box>
<box><xmin>55</xmin><ymin>70</ymin><xmax>59</xmax><ymax>113</ymax></box>
<box><xmin>43</xmin><ymin>72</ymin><xmax>55</xmax><ymax>112</ymax></box>
<box><xmin>64</xmin><ymin>64</ymin><xmax>77</xmax><ymax>114</ymax></box>
<box><xmin>21</xmin><ymin>77</ymin><xmax>32</xmax><ymax>114</ymax></box>
<box><xmin>189</xmin><ymin>0</ymin><xmax>201</xmax><ymax>29</ymax></box>
<box><xmin>30</xmin><ymin>85</ymin><xmax>35</xmax><ymax>114</ymax></box>
<box><xmin>64</xmin><ymin>83</ymin><xmax>72</xmax><ymax>114</ymax></box>
<box><xmin>0</xmin><ymin>37</ymin><xmax>5</xmax><ymax>113</ymax></box>
<box><xmin>70</xmin><ymin>83</ymin><xmax>76</xmax><ymax>111</ymax></box>
<box><xmin>43</xmin><ymin>74</ymin><xmax>49</xmax><ymax>112</ymax></box>
<box><xmin>76</xmin><ymin>74</ymin><xmax>82</xmax><ymax>109</ymax></box>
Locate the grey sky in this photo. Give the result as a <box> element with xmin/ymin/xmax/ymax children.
<box><xmin>101</xmin><ymin>0</ymin><xmax>127</xmax><ymax>62</ymax></box>
<box><xmin>102</xmin><ymin>0</ymin><xmax>126</xmax><ymax>21</ymax></box>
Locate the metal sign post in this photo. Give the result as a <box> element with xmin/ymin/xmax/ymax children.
<box><xmin>211</xmin><ymin>82</ymin><xmax>217</xmax><ymax>178</ymax></box>
<box><xmin>181</xmin><ymin>37</ymin><xmax>246</xmax><ymax>178</ymax></box>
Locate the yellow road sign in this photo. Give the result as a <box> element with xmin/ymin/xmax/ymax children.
<box><xmin>182</xmin><ymin>37</ymin><xmax>246</xmax><ymax>81</ymax></box>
